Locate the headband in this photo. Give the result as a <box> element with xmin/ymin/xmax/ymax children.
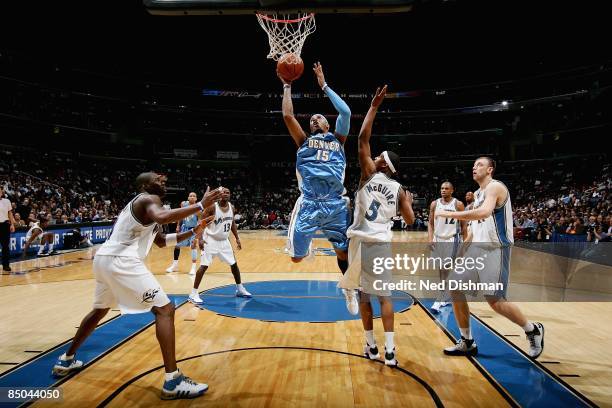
<box><xmin>382</xmin><ymin>151</ymin><xmax>396</xmax><ymax>173</ymax></box>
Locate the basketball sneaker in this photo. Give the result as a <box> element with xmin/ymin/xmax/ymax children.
<box><xmin>189</xmin><ymin>293</ymin><xmax>203</xmax><ymax>304</ymax></box>
<box><xmin>52</xmin><ymin>354</ymin><xmax>84</xmax><ymax>377</ymax></box>
<box><xmin>444</xmin><ymin>337</ymin><xmax>478</xmax><ymax>356</ymax></box>
<box><xmin>384</xmin><ymin>346</ymin><xmax>398</xmax><ymax>367</ymax></box>
<box><xmin>364</xmin><ymin>343</ymin><xmax>380</xmax><ymax>360</ymax></box>
<box><xmin>161</xmin><ymin>372</ymin><xmax>208</xmax><ymax>400</ymax></box>
<box><xmin>166</xmin><ymin>262</ymin><xmax>178</xmax><ymax>273</ymax></box>
<box><xmin>189</xmin><ymin>265</ymin><xmax>196</xmax><ymax>276</ymax></box>
<box><xmin>235</xmin><ymin>284</ymin><xmax>252</xmax><ymax>298</ymax></box>
<box><xmin>342</xmin><ymin>289</ymin><xmax>359</xmax><ymax>315</ymax></box>
<box><xmin>431</xmin><ymin>301</ymin><xmax>450</xmax><ymax>314</ymax></box>
<box><xmin>526</xmin><ymin>322</ymin><xmax>545</xmax><ymax>359</ymax></box>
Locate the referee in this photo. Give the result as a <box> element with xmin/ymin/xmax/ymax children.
<box><xmin>0</xmin><ymin>186</ymin><xmax>16</xmax><ymax>272</ymax></box>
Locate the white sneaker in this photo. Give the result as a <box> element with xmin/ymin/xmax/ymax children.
<box><xmin>431</xmin><ymin>301</ymin><xmax>450</xmax><ymax>314</ymax></box>
<box><xmin>343</xmin><ymin>289</ymin><xmax>359</xmax><ymax>315</ymax></box>
<box><xmin>236</xmin><ymin>285</ymin><xmax>252</xmax><ymax>298</ymax></box>
<box><xmin>526</xmin><ymin>322</ymin><xmax>545</xmax><ymax>359</ymax></box>
<box><xmin>161</xmin><ymin>372</ymin><xmax>208</xmax><ymax>400</ymax></box>
<box><xmin>189</xmin><ymin>265</ymin><xmax>196</xmax><ymax>276</ymax></box>
<box><xmin>189</xmin><ymin>294</ymin><xmax>203</xmax><ymax>304</ymax></box>
<box><xmin>364</xmin><ymin>343</ymin><xmax>380</xmax><ymax>360</ymax></box>
<box><xmin>166</xmin><ymin>264</ymin><xmax>177</xmax><ymax>273</ymax></box>
<box><xmin>444</xmin><ymin>337</ymin><xmax>478</xmax><ymax>356</ymax></box>
<box><xmin>52</xmin><ymin>355</ymin><xmax>84</xmax><ymax>377</ymax></box>
<box><xmin>384</xmin><ymin>346</ymin><xmax>398</xmax><ymax>367</ymax></box>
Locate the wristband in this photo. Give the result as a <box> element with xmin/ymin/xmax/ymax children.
<box><xmin>196</xmin><ymin>202</ymin><xmax>204</xmax><ymax>212</ymax></box>
<box><xmin>322</xmin><ymin>82</ymin><xmax>329</xmax><ymax>91</ymax></box>
<box><xmin>165</xmin><ymin>233</ymin><xmax>177</xmax><ymax>247</ymax></box>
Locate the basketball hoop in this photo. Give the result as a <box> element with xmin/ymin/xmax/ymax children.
<box><xmin>256</xmin><ymin>12</ymin><xmax>316</xmax><ymax>61</ymax></box>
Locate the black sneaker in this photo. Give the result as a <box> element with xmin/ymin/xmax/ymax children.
<box><xmin>2</xmin><ymin>266</ymin><xmax>11</xmax><ymax>273</ymax></box>
<box><xmin>444</xmin><ymin>337</ymin><xmax>478</xmax><ymax>356</ymax></box>
<box><xmin>526</xmin><ymin>322</ymin><xmax>544</xmax><ymax>359</ymax></box>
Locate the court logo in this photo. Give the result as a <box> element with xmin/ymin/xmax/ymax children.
<box><xmin>142</xmin><ymin>288</ymin><xmax>160</xmax><ymax>303</ymax></box>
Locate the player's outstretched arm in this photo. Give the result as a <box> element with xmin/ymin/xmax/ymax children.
<box><xmin>399</xmin><ymin>188</ymin><xmax>416</xmax><ymax>226</ymax></box>
<box><xmin>279</xmin><ymin>72</ymin><xmax>307</xmax><ymax>147</ymax></box>
<box><xmin>141</xmin><ymin>187</ymin><xmax>221</xmax><ymax>225</ymax></box>
<box><xmin>314</xmin><ymin>62</ymin><xmax>351</xmax><ymax>143</ymax></box>
<box><xmin>154</xmin><ymin>215</ymin><xmax>214</xmax><ymax>248</ymax></box>
<box><xmin>438</xmin><ymin>183</ymin><xmax>505</xmax><ymax>221</ymax></box>
<box><xmin>358</xmin><ymin>85</ymin><xmax>387</xmax><ymax>184</ymax></box>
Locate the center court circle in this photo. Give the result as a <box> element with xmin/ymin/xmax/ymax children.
<box><xmin>195</xmin><ymin>280</ymin><xmax>414</xmax><ymax>322</ymax></box>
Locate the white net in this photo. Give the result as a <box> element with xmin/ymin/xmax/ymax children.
<box><xmin>256</xmin><ymin>13</ymin><xmax>316</xmax><ymax>61</ymax></box>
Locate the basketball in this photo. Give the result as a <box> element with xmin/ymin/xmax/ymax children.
<box><xmin>277</xmin><ymin>53</ymin><xmax>304</xmax><ymax>82</ymax></box>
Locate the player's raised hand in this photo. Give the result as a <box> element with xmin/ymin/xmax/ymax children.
<box><xmin>277</xmin><ymin>69</ymin><xmax>291</xmax><ymax>85</ymax></box>
<box><xmin>371</xmin><ymin>85</ymin><xmax>387</xmax><ymax>108</ymax></box>
<box><xmin>403</xmin><ymin>187</ymin><xmax>414</xmax><ymax>206</ymax></box>
<box><xmin>313</xmin><ymin>62</ymin><xmax>326</xmax><ymax>89</ymax></box>
<box><xmin>201</xmin><ymin>186</ymin><xmax>222</xmax><ymax>209</ymax></box>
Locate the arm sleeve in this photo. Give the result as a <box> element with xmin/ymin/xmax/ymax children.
<box><xmin>324</xmin><ymin>85</ymin><xmax>351</xmax><ymax>137</ymax></box>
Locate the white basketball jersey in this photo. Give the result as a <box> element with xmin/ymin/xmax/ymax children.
<box><xmin>347</xmin><ymin>172</ymin><xmax>402</xmax><ymax>241</ymax></box>
<box><xmin>96</xmin><ymin>194</ymin><xmax>159</xmax><ymax>260</ymax></box>
<box><xmin>205</xmin><ymin>202</ymin><xmax>233</xmax><ymax>241</ymax></box>
<box><xmin>471</xmin><ymin>180</ymin><xmax>514</xmax><ymax>245</ymax></box>
<box><xmin>434</xmin><ymin>198</ymin><xmax>460</xmax><ymax>240</ymax></box>
<box><xmin>25</xmin><ymin>223</ymin><xmax>43</xmax><ymax>241</ymax></box>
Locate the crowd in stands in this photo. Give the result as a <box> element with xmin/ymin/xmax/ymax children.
<box><xmin>1</xmin><ymin>145</ymin><xmax>609</xmax><ymax>243</ymax></box>
<box><xmin>511</xmin><ymin>162</ymin><xmax>611</xmax><ymax>242</ymax></box>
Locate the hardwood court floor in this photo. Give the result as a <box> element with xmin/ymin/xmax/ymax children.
<box><xmin>1</xmin><ymin>231</ymin><xmax>611</xmax><ymax>406</ymax></box>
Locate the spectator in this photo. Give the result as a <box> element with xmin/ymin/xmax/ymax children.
<box><xmin>0</xmin><ymin>186</ymin><xmax>16</xmax><ymax>272</ymax></box>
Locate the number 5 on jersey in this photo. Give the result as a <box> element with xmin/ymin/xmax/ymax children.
<box><xmin>365</xmin><ymin>199</ymin><xmax>381</xmax><ymax>221</ymax></box>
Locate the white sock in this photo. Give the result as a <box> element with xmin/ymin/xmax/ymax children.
<box><xmin>384</xmin><ymin>332</ymin><xmax>395</xmax><ymax>351</ymax></box>
<box><xmin>191</xmin><ymin>250</ymin><xmax>197</xmax><ymax>262</ymax></box>
<box><xmin>522</xmin><ymin>321</ymin><xmax>535</xmax><ymax>333</ymax></box>
<box><xmin>37</xmin><ymin>247</ymin><xmax>44</xmax><ymax>254</ymax></box>
<box><xmin>48</xmin><ymin>244</ymin><xmax>54</xmax><ymax>252</ymax></box>
<box><xmin>236</xmin><ymin>283</ymin><xmax>245</xmax><ymax>291</ymax></box>
<box><xmin>365</xmin><ymin>330</ymin><xmax>376</xmax><ymax>346</ymax></box>
<box><xmin>171</xmin><ymin>260</ymin><xmax>178</xmax><ymax>267</ymax></box>
<box><xmin>191</xmin><ymin>288</ymin><xmax>198</xmax><ymax>296</ymax></box>
<box><xmin>460</xmin><ymin>327</ymin><xmax>472</xmax><ymax>340</ymax></box>
<box><xmin>59</xmin><ymin>353</ymin><xmax>74</xmax><ymax>361</ymax></box>
<box><xmin>164</xmin><ymin>369</ymin><xmax>180</xmax><ymax>381</ymax></box>
<box><xmin>190</xmin><ymin>263</ymin><xmax>196</xmax><ymax>270</ymax></box>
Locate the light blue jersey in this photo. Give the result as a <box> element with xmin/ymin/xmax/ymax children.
<box><xmin>296</xmin><ymin>132</ymin><xmax>346</xmax><ymax>200</ymax></box>
<box><xmin>177</xmin><ymin>201</ymin><xmax>198</xmax><ymax>248</ymax></box>
<box><xmin>288</xmin><ymin>132</ymin><xmax>349</xmax><ymax>258</ymax></box>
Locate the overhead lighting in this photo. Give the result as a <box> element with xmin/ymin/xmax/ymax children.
<box><xmin>501</xmin><ymin>100</ymin><xmax>508</xmax><ymax>107</ymax></box>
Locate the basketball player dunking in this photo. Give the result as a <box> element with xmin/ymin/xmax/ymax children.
<box><xmin>435</xmin><ymin>157</ymin><xmax>545</xmax><ymax>358</ymax></box>
<box><xmin>279</xmin><ymin>62</ymin><xmax>358</xmax><ymax>312</ymax></box>
<box><xmin>166</xmin><ymin>192</ymin><xmax>201</xmax><ymax>275</ymax></box>
<box><xmin>189</xmin><ymin>188</ymin><xmax>251</xmax><ymax>304</ymax></box>
<box><xmin>428</xmin><ymin>181</ymin><xmax>467</xmax><ymax>313</ymax></box>
<box><xmin>52</xmin><ymin>173</ymin><xmax>223</xmax><ymax>400</ymax></box>
<box><xmin>339</xmin><ymin>86</ymin><xmax>415</xmax><ymax>366</ymax></box>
